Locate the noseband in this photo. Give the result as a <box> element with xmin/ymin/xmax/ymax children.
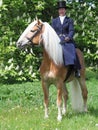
<box><xmin>26</xmin><ymin>24</ymin><xmax>43</xmax><ymax>46</ymax></box>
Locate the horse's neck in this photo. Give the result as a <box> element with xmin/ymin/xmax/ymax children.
<box><xmin>41</xmin><ymin>48</ymin><xmax>58</xmax><ymax>69</ymax></box>
<box><xmin>43</xmin><ymin>49</ymin><xmax>51</xmax><ymax>65</ymax></box>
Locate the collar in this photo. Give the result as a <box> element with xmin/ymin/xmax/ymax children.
<box><xmin>59</xmin><ymin>15</ymin><xmax>66</xmax><ymax>19</ymax></box>
<box><xmin>59</xmin><ymin>16</ymin><xmax>66</xmax><ymax>24</ymax></box>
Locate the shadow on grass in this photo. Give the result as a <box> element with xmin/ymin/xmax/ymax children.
<box><xmin>89</xmin><ymin>107</ymin><xmax>98</xmax><ymax>118</ymax></box>
<box><xmin>63</xmin><ymin>106</ymin><xmax>98</xmax><ymax>119</ymax></box>
<box><xmin>0</xmin><ymin>79</ymin><xmax>40</xmax><ymax>85</ymax></box>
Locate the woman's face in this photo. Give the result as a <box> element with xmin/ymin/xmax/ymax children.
<box><xmin>58</xmin><ymin>8</ymin><xmax>66</xmax><ymax>16</ymax></box>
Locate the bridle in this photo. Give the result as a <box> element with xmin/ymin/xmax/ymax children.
<box><xmin>26</xmin><ymin>23</ymin><xmax>43</xmax><ymax>46</ymax></box>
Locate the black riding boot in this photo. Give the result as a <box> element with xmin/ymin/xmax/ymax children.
<box><xmin>75</xmin><ymin>53</ymin><xmax>81</xmax><ymax>78</ymax></box>
<box><xmin>75</xmin><ymin>69</ymin><xmax>81</xmax><ymax>78</ymax></box>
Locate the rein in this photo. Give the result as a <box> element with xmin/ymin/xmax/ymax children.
<box><xmin>26</xmin><ymin>24</ymin><xmax>43</xmax><ymax>46</ymax></box>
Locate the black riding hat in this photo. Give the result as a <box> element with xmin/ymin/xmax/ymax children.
<box><xmin>57</xmin><ymin>1</ymin><xmax>68</xmax><ymax>9</ymax></box>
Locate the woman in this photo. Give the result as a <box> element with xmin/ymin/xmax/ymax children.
<box><xmin>52</xmin><ymin>0</ymin><xmax>81</xmax><ymax>77</ymax></box>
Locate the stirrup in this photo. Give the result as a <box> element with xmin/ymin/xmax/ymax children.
<box><xmin>75</xmin><ymin>70</ymin><xmax>80</xmax><ymax>78</ymax></box>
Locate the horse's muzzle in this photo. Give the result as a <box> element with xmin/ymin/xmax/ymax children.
<box><xmin>16</xmin><ymin>40</ymin><xmax>29</xmax><ymax>50</ymax></box>
<box><xmin>16</xmin><ymin>42</ymin><xmax>23</xmax><ymax>49</ymax></box>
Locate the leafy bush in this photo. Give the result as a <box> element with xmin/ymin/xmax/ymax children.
<box><xmin>0</xmin><ymin>45</ymin><xmax>41</xmax><ymax>83</ymax></box>
<box><xmin>86</xmin><ymin>67</ymin><xmax>97</xmax><ymax>80</ymax></box>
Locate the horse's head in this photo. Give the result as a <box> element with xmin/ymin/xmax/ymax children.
<box><xmin>16</xmin><ymin>19</ymin><xmax>64</xmax><ymax>65</ymax></box>
<box><xmin>16</xmin><ymin>20</ymin><xmax>44</xmax><ymax>49</ymax></box>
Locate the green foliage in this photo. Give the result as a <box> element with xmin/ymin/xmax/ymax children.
<box><xmin>67</xmin><ymin>1</ymin><xmax>98</xmax><ymax>66</ymax></box>
<box><xmin>0</xmin><ymin>47</ymin><xmax>41</xmax><ymax>83</ymax></box>
<box><xmin>0</xmin><ymin>0</ymin><xmax>98</xmax><ymax>82</ymax></box>
<box><xmin>86</xmin><ymin>67</ymin><xmax>98</xmax><ymax>80</ymax></box>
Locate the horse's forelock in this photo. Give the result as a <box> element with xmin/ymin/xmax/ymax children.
<box><xmin>17</xmin><ymin>20</ymin><xmax>38</xmax><ymax>43</ymax></box>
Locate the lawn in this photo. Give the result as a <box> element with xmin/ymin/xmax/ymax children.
<box><xmin>0</xmin><ymin>78</ymin><xmax>98</xmax><ymax>130</ymax></box>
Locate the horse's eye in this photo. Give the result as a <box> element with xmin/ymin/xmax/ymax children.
<box><xmin>31</xmin><ymin>30</ymin><xmax>35</xmax><ymax>32</ymax></box>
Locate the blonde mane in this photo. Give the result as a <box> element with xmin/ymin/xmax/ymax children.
<box><xmin>42</xmin><ymin>22</ymin><xmax>63</xmax><ymax>65</ymax></box>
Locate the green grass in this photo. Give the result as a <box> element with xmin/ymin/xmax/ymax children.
<box><xmin>0</xmin><ymin>79</ymin><xmax>98</xmax><ymax>130</ymax></box>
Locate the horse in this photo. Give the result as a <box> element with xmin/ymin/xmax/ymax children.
<box><xmin>16</xmin><ymin>20</ymin><xmax>88</xmax><ymax>121</ymax></box>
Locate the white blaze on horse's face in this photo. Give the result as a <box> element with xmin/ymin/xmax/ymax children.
<box><xmin>16</xmin><ymin>20</ymin><xmax>43</xmax><ymax>49</ymax></box>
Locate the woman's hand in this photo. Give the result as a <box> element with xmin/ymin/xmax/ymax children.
<box><xmin>65</xmin><ymin>37</ymin><xmax>70</xmax><ymax>42</ymax></box>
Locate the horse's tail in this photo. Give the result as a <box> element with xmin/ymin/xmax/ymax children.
<box><xmin>69</xmin><ymin>78</ymin><xmax>83</xmax><ymax>112</ymax></box>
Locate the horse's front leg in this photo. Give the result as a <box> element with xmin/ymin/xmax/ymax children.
<box><xmin>57</xmin><ymin>82</ymin><xmax>63</xmax><ymax>121</ymax></box>
<box><xmin>42</xmin><ymin>80</ymin><xmax>49</xmax><ymax>118</ymax></box>
<box><xmin>62</xmin><ymin>84</ymin><xmax>68</xmax><ymax>115</ymax></box>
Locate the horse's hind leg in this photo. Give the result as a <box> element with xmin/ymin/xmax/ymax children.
<box><xmin>42</xmin><ymin>80</ymin><xmax>49</xmax><ymax>118</ymax></box>
<box><xmin>78</xmin><ymin>77</ymin><xmax>88</xmax><ymax>112</ymax></box>
<box><xmin>76</xmin><ymin>48</ymin><xmax>88</xmax><ymax>112</ymax></box>
<box><xmin>62</xmin><ymin>84</ymin><xmax>68</xmax><ymax>115</ymax></box>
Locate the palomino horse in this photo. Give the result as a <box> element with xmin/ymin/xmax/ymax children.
<box><xmin>16</xmin><ymin>20</ymin><xmax>88</xmax><ymax>121</ymax></box>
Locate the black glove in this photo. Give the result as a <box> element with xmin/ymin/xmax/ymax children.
<box><xmin>59</xmin><ymin>41</ymin><xmax>65</xmax><ymax>44</ymax></box>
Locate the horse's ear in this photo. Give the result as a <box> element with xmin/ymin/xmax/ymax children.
<box><xmin>35</xmin><ymin>16</ymin><xmax>38</xmax><ymax>21</ymax></box>
<box><xmin>37</xmin><ymin>20</ymin><xmax>41</xmax><ymax>25</ymax></box>
<box><xmin>35</xmin><ymin>16</ymin><xmax>40</xmax><ymax>25</ymax></box>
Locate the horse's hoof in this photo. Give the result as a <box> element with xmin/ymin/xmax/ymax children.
<box><xmin>62</xmin><ymin>109</ymin><xmax>66</xmax><ymax>115</ymax></box>
<box><xmin>44</xmin><ymin>115</ymin><xmax>49</xmax><ymax>119</ymax></box>
<box><xmin>57</xmin><ymin>115</ymin><xmax>62</xmax><ymax>121</ymax></box>
<box><xmin>84</xmin><ymin>108</ymin><xmax>88</xmax><ymax>112</ymax></box>
<box><xmin>84</xmin><ymin>106</ymin><xmax>88</xmax><ymax>112</ymax></box>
